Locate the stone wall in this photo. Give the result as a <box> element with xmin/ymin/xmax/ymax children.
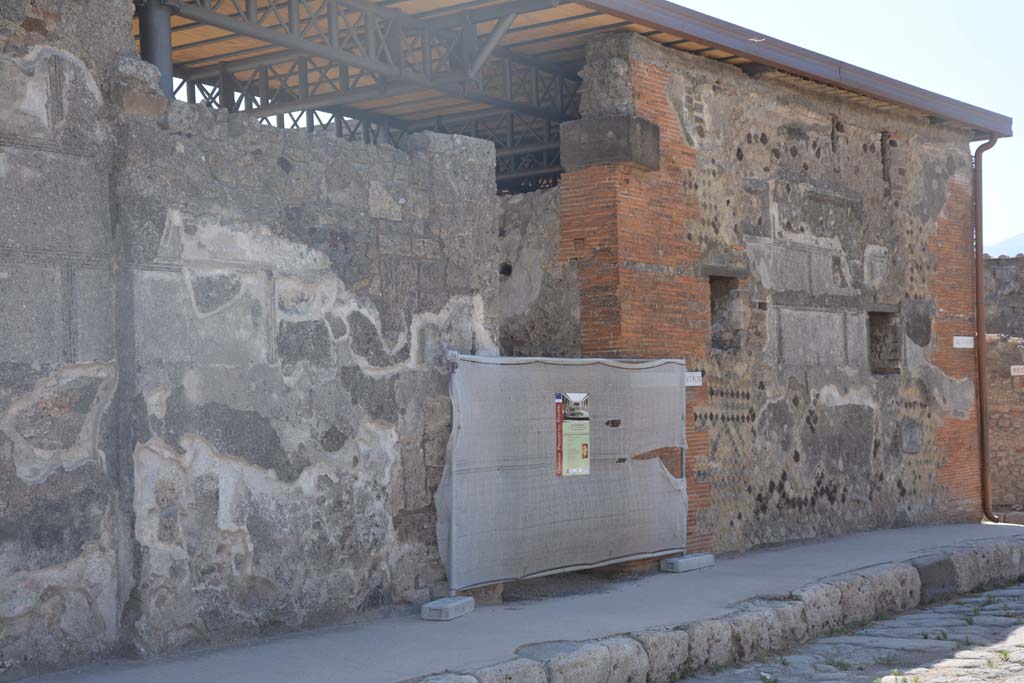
<box><xmin>0</xmin><ymin>2</ymin><xmax>503</xmax><ymax>675</ymax></box>
<box><xmin>498</xmin><ymin>188</ymin><xmax>580</xmax><ymax>357</ymax></box>
<box><xmin>560</xmin><ymin>33</ymin><xmax>983</xmax><ymax>555</ymax></box>
<box><xmin>116</xmin><ymin>109</ymin><xmax>499</xmax><ymax>655</ymax></box>
<box><xmin>1</xmin><ymin>1</ymin><xmax>132</xmax><ymax>676</ymax></box>
<box><xmin>985</xmin><ymin>255</ymin><xmax>1024</xmax><ymax>338</ymax></box>
<box><xmin>987</xmin><ymin>334</ymin><xmax>1024</xmax><ymax>511</ymax></box>
<box><xmin>984</xmin><ymin>256</ymin><xmax>1024</xmax><ymax>511</ymax></box>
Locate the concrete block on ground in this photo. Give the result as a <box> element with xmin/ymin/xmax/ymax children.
<box><xmin>421</xmin><ymin>596</ymin><xmax>475</xmax><ymax>621</ymax></box>
<box><xmin>660</xmin><ymin>554</ymin><xmax>715</xmax><ymax>573</ymax></box>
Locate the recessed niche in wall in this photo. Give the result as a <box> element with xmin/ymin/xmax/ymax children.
<box><xmin>710</xmin><ymin>276</ymin><xmax>741</xmax><ymax>352</ymax></box>
<box><xmin>868</xmin><ymin>311</ymin><xmax>901</xmax><ymax>374</ymax></box>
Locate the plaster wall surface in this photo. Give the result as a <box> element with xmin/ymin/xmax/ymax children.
<box><xmin>1</xmin><ymin>1</ymin><xmax>130</xmax><ymax>676</ymax></box>
<box><xmin>560</xmin><ymin>33</ymin><xmax>984</xmax><ymax>555</ymax></box>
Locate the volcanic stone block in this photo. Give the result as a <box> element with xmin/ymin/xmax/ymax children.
<box><xmin>560</xmin><ymin>115</ymin><xmax>660</xmax><ymax>172</ymax></box>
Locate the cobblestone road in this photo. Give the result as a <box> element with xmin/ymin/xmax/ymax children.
<box><xmin>687</xmin><ymin>584</ymin><xmax>1024</xmax><ymax>683</ymax></box>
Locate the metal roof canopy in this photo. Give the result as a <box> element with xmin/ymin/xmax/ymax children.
<box><xmin>139</xmin><ymin>0</ymin><xmax>1013</xmax><ymax>193</ymax></box>
<box><xmin>584</xmin><ymin>0</ymin><xmax>1012</xmax><ymax>139</ymax></box>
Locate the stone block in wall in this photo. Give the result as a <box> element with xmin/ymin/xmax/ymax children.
<box><xmin>0</xmin><ymin>263</ymin><xmax>65</xmax><ymax>365</ymax></box>
<box><xmin>108</xmin><ymin>55</ymin><xmax>166</xmax><ymax>119</ymax></box>
<box><xmin>776</xmin><ymin>308</ymin><xmax>846</xmax><ymax>367</ymax></box>
<box><xmin>632</xmin><ymin>629</ymin><xmax>689</xmax><ymax>682</ymax></box>
<box><xmin>561</xmin><ymin>115</ymin><xmax>660</xmax><ymax>172</ymax></box>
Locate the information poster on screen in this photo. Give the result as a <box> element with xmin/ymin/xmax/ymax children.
<box><xmin>555</xmin><ymin>392</ymin><xmax>590</xmax><ymax>477</ymax></box>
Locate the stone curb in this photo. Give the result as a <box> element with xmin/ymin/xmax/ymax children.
<box><xmin>412</xmin><ymin>535</ymin><xmax>1024</xmax><ymax>683</ymax></box>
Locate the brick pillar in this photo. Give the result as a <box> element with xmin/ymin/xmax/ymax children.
<box><xmin>561</xmin><ymin>74</ymin><xmax>714</xmax><ymax>553</ymax></box>
<box><xmin>929</xmin><ymin>173</ymin><xmax>984</xmax><ymax>520</ymax></box>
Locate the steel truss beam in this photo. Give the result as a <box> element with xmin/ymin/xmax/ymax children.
<box><xmin>165</xmin><ymin>0</ymin><xmax>579</xmax><ymax>191</ymax></box>
<box><xmin>166</xmin><ymin>0</ymin><xmax>580</xmax><ymax>123</ymax></box>
<box><xmin>178</xmin><ymin>69</ymin><xmax>564</xmax><ymax>190</ymax></box>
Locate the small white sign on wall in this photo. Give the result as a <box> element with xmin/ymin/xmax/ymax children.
<box><xmin>953</xmin><ymin>336</ymin><xmax>976</xmax><ymax>349</ymax></box>
<box><xmin>685</xmin><ymin>372</ymin><xmax>704</xmax><ymax>387</ymax></box>
<box><xmin>1012</xmin><ymin>365</ymin><xmax>1024</xmax><ymax>377</ymax></box>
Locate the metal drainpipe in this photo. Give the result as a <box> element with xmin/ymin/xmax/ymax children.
<box><xmin>973</xmin><ymin>135</ymin><xmax>1000</xmax><ymax>523</ymax></box>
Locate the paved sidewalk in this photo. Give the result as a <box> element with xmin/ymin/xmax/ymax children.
<box><xmin>24</xmin><ymin>523</ymin><xmax>1024</xmax><ymax>683</ymax></box>
<box><xmin>688</xmin><ymin>583</ymin><xmax>1024</xmax><ymax>682</ymax></box>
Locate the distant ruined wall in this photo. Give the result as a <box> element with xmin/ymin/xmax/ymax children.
<box><xmin>987</xmin><ymin>334</ymin><xmax>1024</xmax><ymax>510</ymax></box>
<box><xmin>1</xmin><ymin>1</ymin><xmax>503</xmax><ymax>676</ymax></box>
<box><xmin>985</xmin><ymin>255</ymin><xmax>1024</xmax><ymax>338</ymax></box>
<box><xmin>984</xmin><ymin>256</ymin><xmax>1024</xmax><ymax>511</ymax></box>
<box><xmin>561</xmin><ymin>33</ymin><xmax>983</xmax><ymax>555</ymax></box>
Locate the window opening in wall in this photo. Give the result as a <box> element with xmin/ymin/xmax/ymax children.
<box><xmin>868</xmin><ymin>311</ymin><xmax>901</xmax><ymax>374</ymax></box>
<box><xmin>709</xmin><ymin>276</ymin><xmax>741</xmax><ymax>351</ymax></box>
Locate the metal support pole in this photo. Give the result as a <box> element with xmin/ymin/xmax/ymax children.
<box><xmin>469</xmin><ymin>13</ymin><xmax>518</xmax><ymax>79</ymax></box>
<box><xmin>219</xmin><ymin>63</ymin><xmax>234</xmax><ymax>111</ymax></box>
<box><xmin>138</xmin><ymin>0</ymin><xmax>174</xmax><ymax>98</ymax></box>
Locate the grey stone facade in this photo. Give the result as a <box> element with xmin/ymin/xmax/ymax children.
<box><xmin>1</xmin><ymin>2</ymin><xmax>128</xmax><ymax>675</ymax></box>
<box><xmin>1</xmin><ymin>1</ymin><xmax>502</xmax><ymax>675</ymax></box>
<box><xmin>118</xmin><ymin>110</ymin><xmax>500</xmax><ymax>656</ymax></box>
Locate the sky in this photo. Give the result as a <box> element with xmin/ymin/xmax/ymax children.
<box><xmin>671</xmin><ymin>0</ymin><xmax>1022</xmax><ymax>254</ymax></box>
